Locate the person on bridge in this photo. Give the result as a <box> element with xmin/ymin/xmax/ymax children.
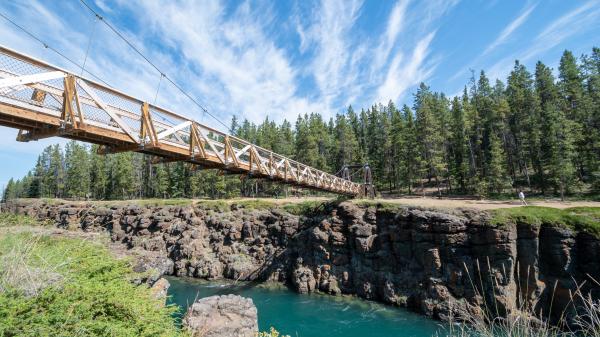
<box><xmin>518</xmin><ymin>190</ymin><xmax>527</xmax><ymax>206</ymax></box>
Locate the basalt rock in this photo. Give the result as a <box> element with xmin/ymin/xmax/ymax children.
<box><xmin>4</xmin><ymin>199</ymin><xmax>599</xmax><ymax>323</ymax></box>
<box><xmin>183</xmin><ymin>294</ymin><xmax>258</xmax><ymax>337</ymax></box>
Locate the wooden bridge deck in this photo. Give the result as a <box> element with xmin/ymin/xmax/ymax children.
<box><xmin>0</xmin><ymin>45</ymin><xmax>362</xmax><ymax>196</ymax></box>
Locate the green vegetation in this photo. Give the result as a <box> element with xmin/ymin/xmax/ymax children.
<box><xmin>3</xmin><ymin>48</ymin><xmax>600</xmax><ymax>201</ymax></box>
<box><xmin>0</xmin><ymin>213</ymin><xmax>45</xmax><ymax>227</ymax></box>
<box><xmin>0</xmin><ymin>229</ymin><xmax>184</xmax><ymax>336</ymax></box>
<box><xmin>258</xmin><ymin>327</ymin><xmax>290</xmax><ymax>337</ymax></box>
<box><xmin>438</xmin><ymin>255</ymin><xmax>600</xmax><ymax>337</ymax></box>
<box><xmin>491</xmin><ymin>206</ymin><xmax>600</xmax><ymax>236</ymax></box>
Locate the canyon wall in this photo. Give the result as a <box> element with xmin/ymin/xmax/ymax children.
<box><xmin>4</xmin><ymin>200</ymin><xmax>599</xmax><ymax>321</ymax></box>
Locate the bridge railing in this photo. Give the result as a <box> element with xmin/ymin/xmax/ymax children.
<box><xmin>0</xmin><ymin>45</ymin><xmax>361</xmax><ymax>195</ymax></box>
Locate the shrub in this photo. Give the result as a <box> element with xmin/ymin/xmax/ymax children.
<box><xmin>0</xmin><ymin>232</ymin><xmax>183</xmax><ymax>337</ymax></box>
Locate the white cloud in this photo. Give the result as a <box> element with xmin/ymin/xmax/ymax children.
<box><xmin>449</xmin><ymin>2</ymin><xmax>536</xmax><ymax>82</ymax></box>
<box><xmin>482</xmin><ymin>2</ymin><xmax>537</xmax><ymax>56</ymax></box>
<box><xmin>521</xmin><ymin>1</ymin><xmax>600</xmax><ymax>61</ymax></box>
<box><xmin>375</xmin><ymin>32</ymin><xmax>436</xmax><ymax>103</ymax></box>
<box><xmin>301</xmin><ymin>0</ymin><xmax>364</xmax><ymax>110</ymax></box>
<box><xmin>486</xmin><ymin>0</ymin><xmax>600</xmax><ymax>81</ymax></box>
<box><xmin>371</xmin><ymin>0</ymin><xmax>410</xmax><ymax>76</ymax></box>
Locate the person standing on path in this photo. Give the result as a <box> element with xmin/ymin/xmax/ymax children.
<box><xmin>518</xmin><ymin>191</ymin><xmax>527</xmax><ymax>205</ymax></box>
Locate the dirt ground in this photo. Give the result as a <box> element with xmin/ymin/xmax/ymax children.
<box><xmin>236</xmin><ymin>196</ymin><xmax>600</xmax><ymax>210</ymax></box>
<box><xmin>9</xmin><ymin>196</ymin><xmax>599</xmax><ymax>211</ymax></box>
<box><xmin>366</xmin><ymin>197</ymin><xmax>600</xmax><ymax>210</ymax></box>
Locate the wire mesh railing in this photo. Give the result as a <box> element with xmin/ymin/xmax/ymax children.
<box><xmin>0</xmin><ymin>45</ymin><xmax>362</xmax><ymax>195</ymax></box>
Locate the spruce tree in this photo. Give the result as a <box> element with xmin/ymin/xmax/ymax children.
<box><xmin>449</xmin><ymin>96</ymin><xmax>469</xmax><ymax>193</ymax></box>
<box><xmin>536</xmin><ymin>61</ymin><xmax>576</xmax><ymax>199</ymax></box>
<box><xmin>65</xmin><ymin>141</ymin><xmax>91</xmax><ymax>199</ymax></box>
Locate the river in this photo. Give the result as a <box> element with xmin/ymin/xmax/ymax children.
<box><xmin>167</xmin><ymin>277</ymin><xmax>443</xmax><ymax>337</ymax></box>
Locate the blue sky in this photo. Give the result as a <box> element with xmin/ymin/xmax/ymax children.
<box><xmin>1</xmin><ymin>0</ymin><xmax>600</xmax><ymax>192</ymax></box>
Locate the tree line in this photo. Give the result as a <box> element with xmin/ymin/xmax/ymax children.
<box><xmin>2</xmin><ymin>48</ymin><xmax>599</xmax><ymax>201</ymax></box>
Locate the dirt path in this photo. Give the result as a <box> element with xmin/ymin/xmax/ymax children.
<box><xmin>366</xmin><ymin>197</ymin><xmax>600</xmax><ymax>210</ymax></box>
<box><xmin>7</xmin><ymin>196</ymin><xmax>598</xmax><ymax>211</ymax></box>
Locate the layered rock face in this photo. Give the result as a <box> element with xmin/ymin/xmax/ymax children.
<box><xmin>5</xmin><ymin>200</ymin><xmax>599</xmax><ymax>321</ymax></box>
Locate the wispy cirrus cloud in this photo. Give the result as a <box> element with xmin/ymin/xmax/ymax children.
<box><xmin>376</xmin><ymin>32</ymin><xmax>436</xmax><ymax>104</ymax></box>
<box><xmin>449</xmin><ymin>2</ymin><xmax>537</xmax><ymax>82</ymax></box>
<box><xmin>297</xmin><ymin>0</ymin><xmax>364</xmax><ymax>109</ymax></box>
<box><xmin>486</xmin><ymin>0</ymin><xmax>600</xmax><ymax>81</ymax></box>
<box><xmin>371</xmin><ymin>0</ymin><xmax>410</xmax><ymax>75</ymax></box>
<box><xmin>482</xmin><ymin>2</ymin><xmax>537</xmax><ymax>56</ymax></box>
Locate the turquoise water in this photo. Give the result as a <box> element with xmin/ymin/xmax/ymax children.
<box><xmin>167</xmin><ymin>277</ymin><xmax>443</xmax><ymax>337</ymax></box>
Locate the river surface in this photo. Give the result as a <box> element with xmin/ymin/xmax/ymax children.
<box><xmin>167</xmin><ymin>277</ymin><xmax>443</xmax><ymax>337</ymax></box>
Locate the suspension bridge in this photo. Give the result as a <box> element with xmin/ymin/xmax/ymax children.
<box><xmin>0</xmin><ymin>45</ymin><xmax>364</xmax><ymax>196</ymax></box>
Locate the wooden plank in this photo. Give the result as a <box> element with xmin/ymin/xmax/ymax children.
<box><xmin>156</xmin><ymin>120</ymin><xmax>192</xmax><ymax>140</ymax></box>
<box><xmin>78</xmin><ymin>80</ymin><xmax>139</xmax><ymax>142</ymax></box>
<box><xmin>0</xmin><ymin>71</ymin><xmax>66</xmax><ymax>88</ymax></box>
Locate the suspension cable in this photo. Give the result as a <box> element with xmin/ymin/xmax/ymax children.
<box><xmin>78</xmin><ymin>0</ymin><xmax>234</xmax><ymax>133</ymax></box>
<box><xmin>80</xmin><ymin>15</ymin><xmax>98</xmax><ymax>77</ymax></box>
<box><xmin>0</xmin><ymin>11</ymin><xmax>112</xmax><ymax>87</ymax></box>
<box><xmin>153</xmin><ymin>73</ymin><xmax>164</xmax><ymax>105</ymax></box>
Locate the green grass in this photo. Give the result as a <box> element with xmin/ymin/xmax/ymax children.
<box><xmin>0</xmin><ymin>230</ymin><xmax>185</xmax><ymax>337</ymax></box>
<box><xmin>282</xmin><ymin>200</ymin><xmax>330</xmax><ymax>215</ymax></box>
<box><xmin>0</xmin><ymin>213</ymin><xmax>43</xmax><ymax>227</ymax></box>
<box><xmin>491</xmin><ymin>206</ymin><xmax>600</xmax><ymax>237</ymax></box>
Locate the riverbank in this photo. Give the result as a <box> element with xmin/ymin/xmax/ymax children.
<box><xmin>4</xmin><ymin>198</ymin><xmax>599</xmax><ymax>325</ymax></box>
<box><xmin>0</xmin><ymin>215</ymin><xmax>182</xmax><ymax>336</ymax></box>
<box><xmin>167</xmin><ymin>277</ymin><xmax>441</xmax><ymax>337</ymax></box>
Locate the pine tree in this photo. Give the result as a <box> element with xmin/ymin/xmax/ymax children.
<box><xmin>45</xmin><ymin>144</ymin><xmax>65</xmax><ymax>198</ymax></box>
<box><xmin>65</xmin><ymin>141</ymin><xmax>91</xmax><ymax>199</ymax></box>
<box><xmin>582</xmin><ymin>48</ymin><xmax>600</xmax><ymax>191</ymax></box>
<box><xmin>506</xmin><ymin>61</ymin><xmax>537</xmax><ymax>189</ymax></box>
<box><xmin>108</xmin><ymin>152</ymin><xmax>134</xmax><ymax>199</ymax></box>
<box><xmin>449</xmin><ymin>96</ymin><xmax>469</xmax><ymax>193</ymax></box>
<box><xmin>401</xmin><ymin>105</ymin><xmax>420</xmax><ymax>194</ymax></box>
<box><xmin>414</xmin><ymin>83</ymin><xmax>444</xmax><ymax>195</ymax></box>
<box><xmin>536</xmin><ymin>61</ymin><xmax>576</xmax><ymax>199</ymax></box>
<box><xmin>332</xmin><ymin>112</ymin><xmax>360</xmax><ymax>172</ymax></box>
<box><xmin>486</xmin><ymin>132</ymin><xmax>510</xmax><ymax>194</ymax></box>
<box><xmin>558</xmin><ymin>50</ymin><xmax>592</xmax><ymax>184</ymax></box>
<box><xmin>3</xmin><ymin>178</ymin><xmax>15</xmax><ymax>201</ymax></box>
<box><xmin>153</xmin><ymin>164</ymin><xmax>169</xmax><ymax>198</ymax></box>
<box><xmin>89</xmin><ymin>145</ymin><xmax>108</xmax><ymax>199</ymax></box>
<box><xmin>389</xmin><ymin>102</ymin><xmax>405</xmax><ymax>191</ymax></box>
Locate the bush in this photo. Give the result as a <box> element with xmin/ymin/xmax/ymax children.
<box><xmin>0</xmin><ymin>232</ymin><xmax>184</xmax><ymax>337</ymax></box>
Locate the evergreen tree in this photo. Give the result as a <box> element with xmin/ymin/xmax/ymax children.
<box><xmin>536</xmin><ymin>61</ymin><xmax>576</xmax><ymax>199</ymax></box>
<box><xmin>389</xmin><ymin>102</ymin><xmax>405</xmax><ymax>190</ymax></box>
<box><xmin>332</xmin><ymin>112</ymin><xmax>360</xmax><ymax>172</ymax></box>
<box><xmin>486</xmin><ymin>132</ymin><xmax>510</xmax><ymax>194</ymax></box>
<box><xmin>89</xmin><ymin>145</ymin><xmax>108</xmax><ymax>199</ymax></box>
<box><xmin>449</xmin><ymin>96</ymin><xmax>469</xmax><ymax>193</ymax></box>
<box><xmin>45</xmin><ymin>144</ymin><xmax>65</xmax><ymax>198</ymax></box>
<box><xmin>400</xmin><ymin>105</ymin><xmax>420</xmax><ymax>194</ymax></box>
<box><xmin>414</xmin><ymin>83</ymin><xmax>445</xmax><ymax>195</ymax></box>
<box><xmin>506</xmin><ymin>61</ymin><xmax>537</xmax><ymax>189</ymax></box>
<box><xmin>64</xmin><ymin>141</ymin><xmax>90</xmax><ymax>199</ymax></box>
<box><xmin>558</xmin><ymin>50</ymin><xmax>592</xmax><ymax>184</ymax></box>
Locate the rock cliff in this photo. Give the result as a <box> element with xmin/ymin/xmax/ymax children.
<box><xmin>4</xmin><ymin>200</ymin><xmax>599</xmax><ymax>322</ymax></box>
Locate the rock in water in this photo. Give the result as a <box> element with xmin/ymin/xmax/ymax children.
<box><xmin>183</xmin><ymin>294</ymin><xmax>258</xmax><ymax>337</ymax></box>
<box><xmin>150</xmin><ymin>277</ymin><xmax>170</xmax><ymax>304</ymax></box>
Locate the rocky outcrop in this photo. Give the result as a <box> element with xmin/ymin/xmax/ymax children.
<box><xmin>150</xmin><ymin>277</ymin><xmax>170</xmax><ymax>304</ymax></box>
<box><xmin>183</xmin><ymin>294</ymin><xmax>258</xmax><ymax>337</ymax></box>
<box><xmin>5</xmin><ymin>199</ymin><xmax>599</xmax><ymax>322</ymax></box>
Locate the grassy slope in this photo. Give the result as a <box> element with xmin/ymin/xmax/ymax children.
<box><xmin>490</xmin><ymin>206</ymin><xmax>600</xmax><ymax>236</ymax></box>
<box><xmin>0</xmin><ymin>215</ymin><xmax>184</xmax><ymax>337</ymax></box>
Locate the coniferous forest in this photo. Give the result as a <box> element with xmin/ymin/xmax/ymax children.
<box><xmin>3</xmin><ymin>49</ymin><xmax>600</xmax><ymax>201</ymax></box>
